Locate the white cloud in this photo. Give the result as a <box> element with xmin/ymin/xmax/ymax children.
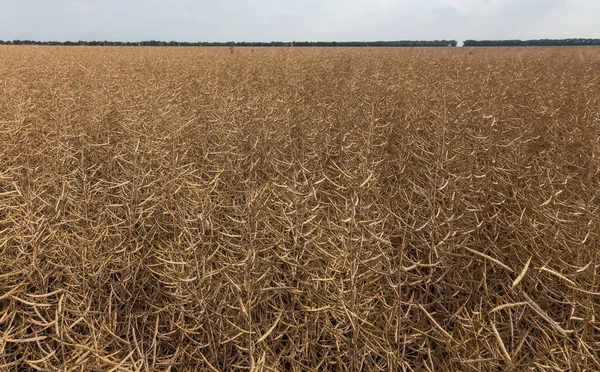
<box><xmin>180</xmin><ymin>10</ymin><xmax>203</xmax><ymax>21</ymax></box>
<box><xmin>67</xmin><ymin>1</ymin><xmax>99</xmax><ymax>15</ymax></box>
<box><xmin>445</xmin><ymin>0</ymin><xmax>509</xmax><ymax>12</ymax></box>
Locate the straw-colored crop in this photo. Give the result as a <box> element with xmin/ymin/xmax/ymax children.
<box><xmin>1</xmin><ymin>45</ymin><xmax>599</xmax><ymax>371</ymax></box>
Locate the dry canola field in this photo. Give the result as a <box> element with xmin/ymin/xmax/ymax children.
<box><xmin>1</xmin><ymin>45</ymin><xmax>600</xmax><ymax>371</ymax></box>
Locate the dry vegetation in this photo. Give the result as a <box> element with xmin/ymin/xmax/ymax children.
<box><xmin>1</xmin><ymin>45</ymin><xmax>599</xmax><ymax>371</ymax></box>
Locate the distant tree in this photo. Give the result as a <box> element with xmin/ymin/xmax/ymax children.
<box><xmin>463</xmin><ymin>38</ymin><xmax>600</xmax><ymax>47</ymax></box>
<box><xmin>0</xmin><ymin>38</ymin><xmax>465</xmax><ymax>48</ymax></box>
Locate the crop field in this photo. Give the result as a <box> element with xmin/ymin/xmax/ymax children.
<box><xmin>0</xmin><ymin>45</ymin><xmax>599</xmax><ymax>371</ymax></box>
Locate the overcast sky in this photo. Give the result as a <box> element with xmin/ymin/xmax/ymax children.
<box><xmin>1</xmin><ymin>0</ymin><xmax>599</xmax><ymax>44</ymax></box>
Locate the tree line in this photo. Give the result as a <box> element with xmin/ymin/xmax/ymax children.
<box><xmin>463</xmin><ymin>38</ymin><xmax>600</xmax><ymax>46</ymax></box>
<box><xmin>0</xmin><ymin>40</ymin><xmax>457</xmax><ymax>47</ymax></box>
<box><xmin>0</xmin><ymin>39</ymin><xmax>599</xmax><ymax>47</ymax></box>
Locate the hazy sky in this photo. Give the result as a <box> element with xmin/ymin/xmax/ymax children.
<box><xmin>1</xmin><ymin>0</ymin><xmax>599</xmax><ymax>43</ymax></box>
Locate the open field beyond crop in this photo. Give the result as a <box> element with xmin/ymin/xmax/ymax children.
<box><xmin>1</xmin><ymin>46</ymin><xmax>599</xmax><ymax>371</ymax></box>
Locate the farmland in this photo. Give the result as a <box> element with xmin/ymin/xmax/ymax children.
<box><xmin>0</xmin><ymin>46</ymin><xmax>599</xmax><ymax>370</ymax></box>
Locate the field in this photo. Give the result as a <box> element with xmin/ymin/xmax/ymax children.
<box><xmin>0</xmin><ymin>45</ymin><xmax>599</xmax><ymax>371</ymax></box>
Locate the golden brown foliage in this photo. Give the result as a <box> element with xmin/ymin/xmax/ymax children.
<box><xmin>1</xmin><ymin>46</ymin><xmax>599</xmax><ymax>371</ymax></box>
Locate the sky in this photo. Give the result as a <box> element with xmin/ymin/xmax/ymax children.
<box><xmin>0</xmin><ymin>0</ymin><xmax>599</xmax><ymax>44</ymax></box>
